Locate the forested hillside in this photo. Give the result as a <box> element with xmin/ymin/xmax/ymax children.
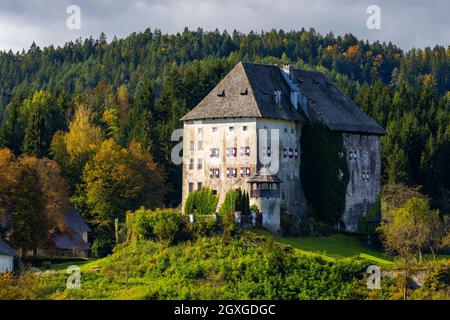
<box><xmin>0</xmin><ymin>27</ymin><xmax>449</xmax><ymax>228</ymax></box>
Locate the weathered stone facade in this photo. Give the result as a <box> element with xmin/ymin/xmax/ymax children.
<box><xmin>341</xmin><ymin>133</ymin><xmax>382</xmax><ymax>232</ymax></box>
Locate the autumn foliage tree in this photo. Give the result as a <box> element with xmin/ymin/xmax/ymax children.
<box><xmin>0</xmin><ymin>148</ymin><xmax>70</xmax><ymax>255</ymax></box>
<box><xmin>81</xmin><ymin>139</ymin><xmax>166</xmax><ymax>234</ymax></box>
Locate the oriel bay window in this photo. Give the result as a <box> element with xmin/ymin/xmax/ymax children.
<box><xmin>247</xmin><ymin>173</ymin><xmax>282</xmax><ymax>199</ymax></box>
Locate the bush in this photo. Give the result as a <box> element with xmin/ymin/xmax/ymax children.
<box><xmin>190</xmin><ymin>215</ymin><xmax>220</xmax><ymax>238</ymax></box>
<box><xmin>127</xmin><ymin>207</ymin><xmax>187</xmax><ymax>244</ymax></box>
<box><xmin>153</xmin><ymin>211</ymin><xmax>183</xmax><ymax>245</ymax></box>
<box><xmin>184</xmin><ymin>188</ymin><xmax>218</xmax><ymax>215</ymax></box>
<box><xmin>91</xmin><ymin>238</ymin><xmax>114</xmax><ymax>258</ymax></box>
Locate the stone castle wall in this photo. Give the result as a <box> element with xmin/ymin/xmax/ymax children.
<box><xmin>341</xmin><ymin>133</ymin><xmax>382</xmax><ymax>232</ymax></box>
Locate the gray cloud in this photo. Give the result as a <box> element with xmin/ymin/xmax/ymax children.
<box><xmin>0</xmin><ymin>0</ymin><xmax>448</xmax><ymax>52</ymax></box>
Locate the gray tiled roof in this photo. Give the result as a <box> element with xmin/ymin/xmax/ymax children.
<box><xmin>291</xmin><ymin>69</ymin><xmax>386</xmax><ymax>135</ymax></box>
<box><xmin>180</xmin><ymin>62</ymin><xmax>306</xmax><ymax>122</ymax></box>
<box><xmin>181</xmin><ymin>62</ymin><xmax>386</xmax><ymax>135</ymax></box>
<box><xmin>0</xmin><ymin>238</ymin><xmax>16</xmax><ymax>256</ymax></box>
<box><xmin>64</xmin><ymin>204</ymin><xmax>91</xmax><ymax>233</ymax></box>
<box><xmin>54</xmin><ymin>233</ymin><xmax>89</xmax><ymax>250</ymax></box>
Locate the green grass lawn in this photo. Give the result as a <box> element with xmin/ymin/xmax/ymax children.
<box><xmin>253</xmin><ymin>230</ymin><xmax>394</xmax><ymax>264</ymax></box>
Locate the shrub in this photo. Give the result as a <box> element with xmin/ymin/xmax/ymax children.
<box><xmin>190</xmin><ymin>215</ymin><xmax>220</xmax><ymax>237</ymax></box>
<box><xmin>184</xmin><ymin>188</ymin><xmax>218</xmax><ymax>215</ymax></box>
<box><xmin>91</xmin><ymin>238</ymin><xmax>114</xmax><ymax>258</ymax></box>
<box><xmin>127</xmin><ymin>207</ymin><xmax>187</xmax><ymax>244</ymax></box>
<box><xmin>153</xmin><ymin>211</ymin><xmax>183</xmax><ymax>245</ymax></box>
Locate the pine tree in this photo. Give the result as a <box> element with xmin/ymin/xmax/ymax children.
<box><xmin>23</xmin><ymin>106</ymin><xmax>47</xmax><ymax>157</ymax></box>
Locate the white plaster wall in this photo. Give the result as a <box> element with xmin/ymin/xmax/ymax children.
<box><xmin>0</xmin><ymin>255</ymin><xmax>13</xmax><ymax>273</ymax></box>
<box><xmin>182</xmin><ymin>117</ymin><xmax>307</xmax><ymax>233</ymax></box>
<box><xmin>182</xmin><ymin>118</ymin><xmax>258</xmax><ymax>210</ymax></box>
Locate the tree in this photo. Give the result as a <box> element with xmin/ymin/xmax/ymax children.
<box><xmin>82</xmin><ymin>139</ymin><xmax>166</xmax><ymax>235</ymax></box>
<box><xmin>0</xmin><ymin>150</ymin><xmax>70</xmax><ymax>255</ymax></box>
<box><xmin>379</xmin><ymin>196</ymin><xmax>441</xmax><ymax>262</ymax></box>
<box><xmin>183</xmin><ymin>187</ymin><xmax>218</xmax><ymax>215</ymax></box>
<box><xmin>22</xmin><ymin>106</ymin><xmax>46</xmax><ymax>156</ymax></box>
<box><xmin>0</xmin><ymin>89</ymin><xmax>26</xmax><ymax>154</ymax></box>
<box><xmin>125</xmin><ymin>78</ymin><xmax>154</xmax><ymax>150</ymax></box>
<box><xmin>50</xmin><ymin>105</ymin><xmax>103</xmax><ymax>190</ymax></box>
<box><xmin>20</xmin><ymin>90</ymin><xmax>65</xmax><ymax>157</ymax></box>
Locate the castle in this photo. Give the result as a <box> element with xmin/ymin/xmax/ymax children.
<box><xmin>180</xmin><ymin>62</ymin><xmax>385</xmax><ymax>234</ymax></box>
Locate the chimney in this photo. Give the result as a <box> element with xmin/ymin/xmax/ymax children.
<box><xmin>281</xmin><ymin>64</ymin><xmax>293</xmax><ymax>79</ymax></box>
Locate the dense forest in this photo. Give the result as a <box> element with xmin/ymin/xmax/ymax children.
<box><xmin>0</xmin><ymin>28</ymin><xmax>449</xmax><ymax>247</ymax></box>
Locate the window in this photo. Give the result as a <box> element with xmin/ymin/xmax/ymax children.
<box><xmin>349</xmin><ymin>150</ymin><xmax>357</xmax><ymax>160</ymax></box>
<box><xmin>212</xmin><ymin>189</ymin><xmax>217</xmax><ymax>195</ymax></box>
<box><xmin>227</xmin><ymin>167</ymin><xmax>237</xmax><ymax>178</ymax></box>
<box><xmin>189</xmin><ymin>159</ymin><xmax>194</xmax><ymax>170</ymax></box>
<box><xmin>212</xmin><ymin>127</ymin><xmax>218</xmax><ymax>132</ymax></box>
<box><xmin>240</xmin><ymin>146</ymin><xmax>250</xmax><ymax>157</ymax></box>
<box><xmin>188</xmin><ymin>183</ymin><xmax>194</xmax><ymax>193</ymax></box>
<box><xmin>284</xmin><ymin>128</ymin><xmax>287</xmax><ymax>133</ymax></box>
<box><xmin>240</xmin><ymin>167</ymin><xmax>251</xmax><ymax>177</ymax></box>
<box><xmin>226</xmin><ymin>147</ymin><xmax>237</xmax><ymax>157</ymax></box>
<box><xmin>283</xmin><ymin>148</ymin><xmax>288</xmax><ymax>158</ymax></box>
<box><xmin>197</xmin><ymin>127</ymin><xmax>202</xmax><ymax>134</ymax></box>
<box><xmin>243</xmin><ymin>126</ymin><xmax>248</xmax><ymax>131</ymax></box>
<box><xmin>189</xmin><ymin>141</ymin><xmax>194</xmax><ymax>151</ymax></box>
<box><xmin>229</xmin><ymin>126</ymin><xmax>234</xmax><ymax>132</ymax></box>
<box><xmin>291</xmin><ymin>128</ymin><xmax>294</xmax><ymax>134</ymax></box>
<box><xmin>210</xmin><ymin>148</ymin><xmax>219</xmax><ymax>158</ymax></box>
<box><xmin>294</xmin><ymin>148</ymin><xmax>298</xmax><ymax>159</ymax></box>
<box><xmin>197</xmin><ymin>140</ymin><xmax>203</xmax><ymax>151</ymax></box>
<box><xmin>362</xmin><ymin>151</ymin><xmax>369</xmax><ymax>166</ymax></box>
<box><xmin>210</xmin><ymin>168</ymin><xmax>220</xmax><ymax>178</ymax></box>
<box><xmin>197</xmin><ymin>182</ymin><xmax>203</xmax><ymax>190</ymax></box>
<box><xmin>338</xmin><ymin>169</ymin><xmax>344</xmax><ymax>181</ymax></box>
<box><xmin>197</xmin><ymin>159</ymin><xmax>203</xmax><ymax>170</ymax></box>
<box><xmin>362</xmin><ymin>171</ymin><xmax>370</xmax><ymax>182</ymax></box>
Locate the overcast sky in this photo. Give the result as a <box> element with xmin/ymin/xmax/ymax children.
<box><xmin>0</xmin><ymin>0</ymin><xmax>448</xmax><ymax>52</ymax></box>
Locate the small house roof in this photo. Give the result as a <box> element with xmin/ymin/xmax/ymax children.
<box><xmin>0</xmin><ymin>238</ymin><xmax>16</xmax><ymax>256</ymax></box>
<box><xmin>54</xmin><ymin>233</ymin><xmax>89</xmax><ymax>250</ymax></box>
<box><xmin>64</xmin><ymin>204</ymin><xmax>91</xmax><ymax>233</ymax></box>
<box><xmin>247</xmin><ymin>170</ymin><xmax>283</xmax><ymax>184</ymax></box>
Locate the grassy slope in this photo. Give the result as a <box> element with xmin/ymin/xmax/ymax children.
<box><xmin>38</xmin><ymin>232</ymin><xmax>373</xmax><ymax>300</ymax></box>
<box><xmin>253</xmin><ymin>230</ymin><xmax>393</xmax><ymax>264</ymax></box>
<box><xmin>46</xmin><ymin>231</ymin><xmax>393</xmax><ymax>272</ymax></box>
